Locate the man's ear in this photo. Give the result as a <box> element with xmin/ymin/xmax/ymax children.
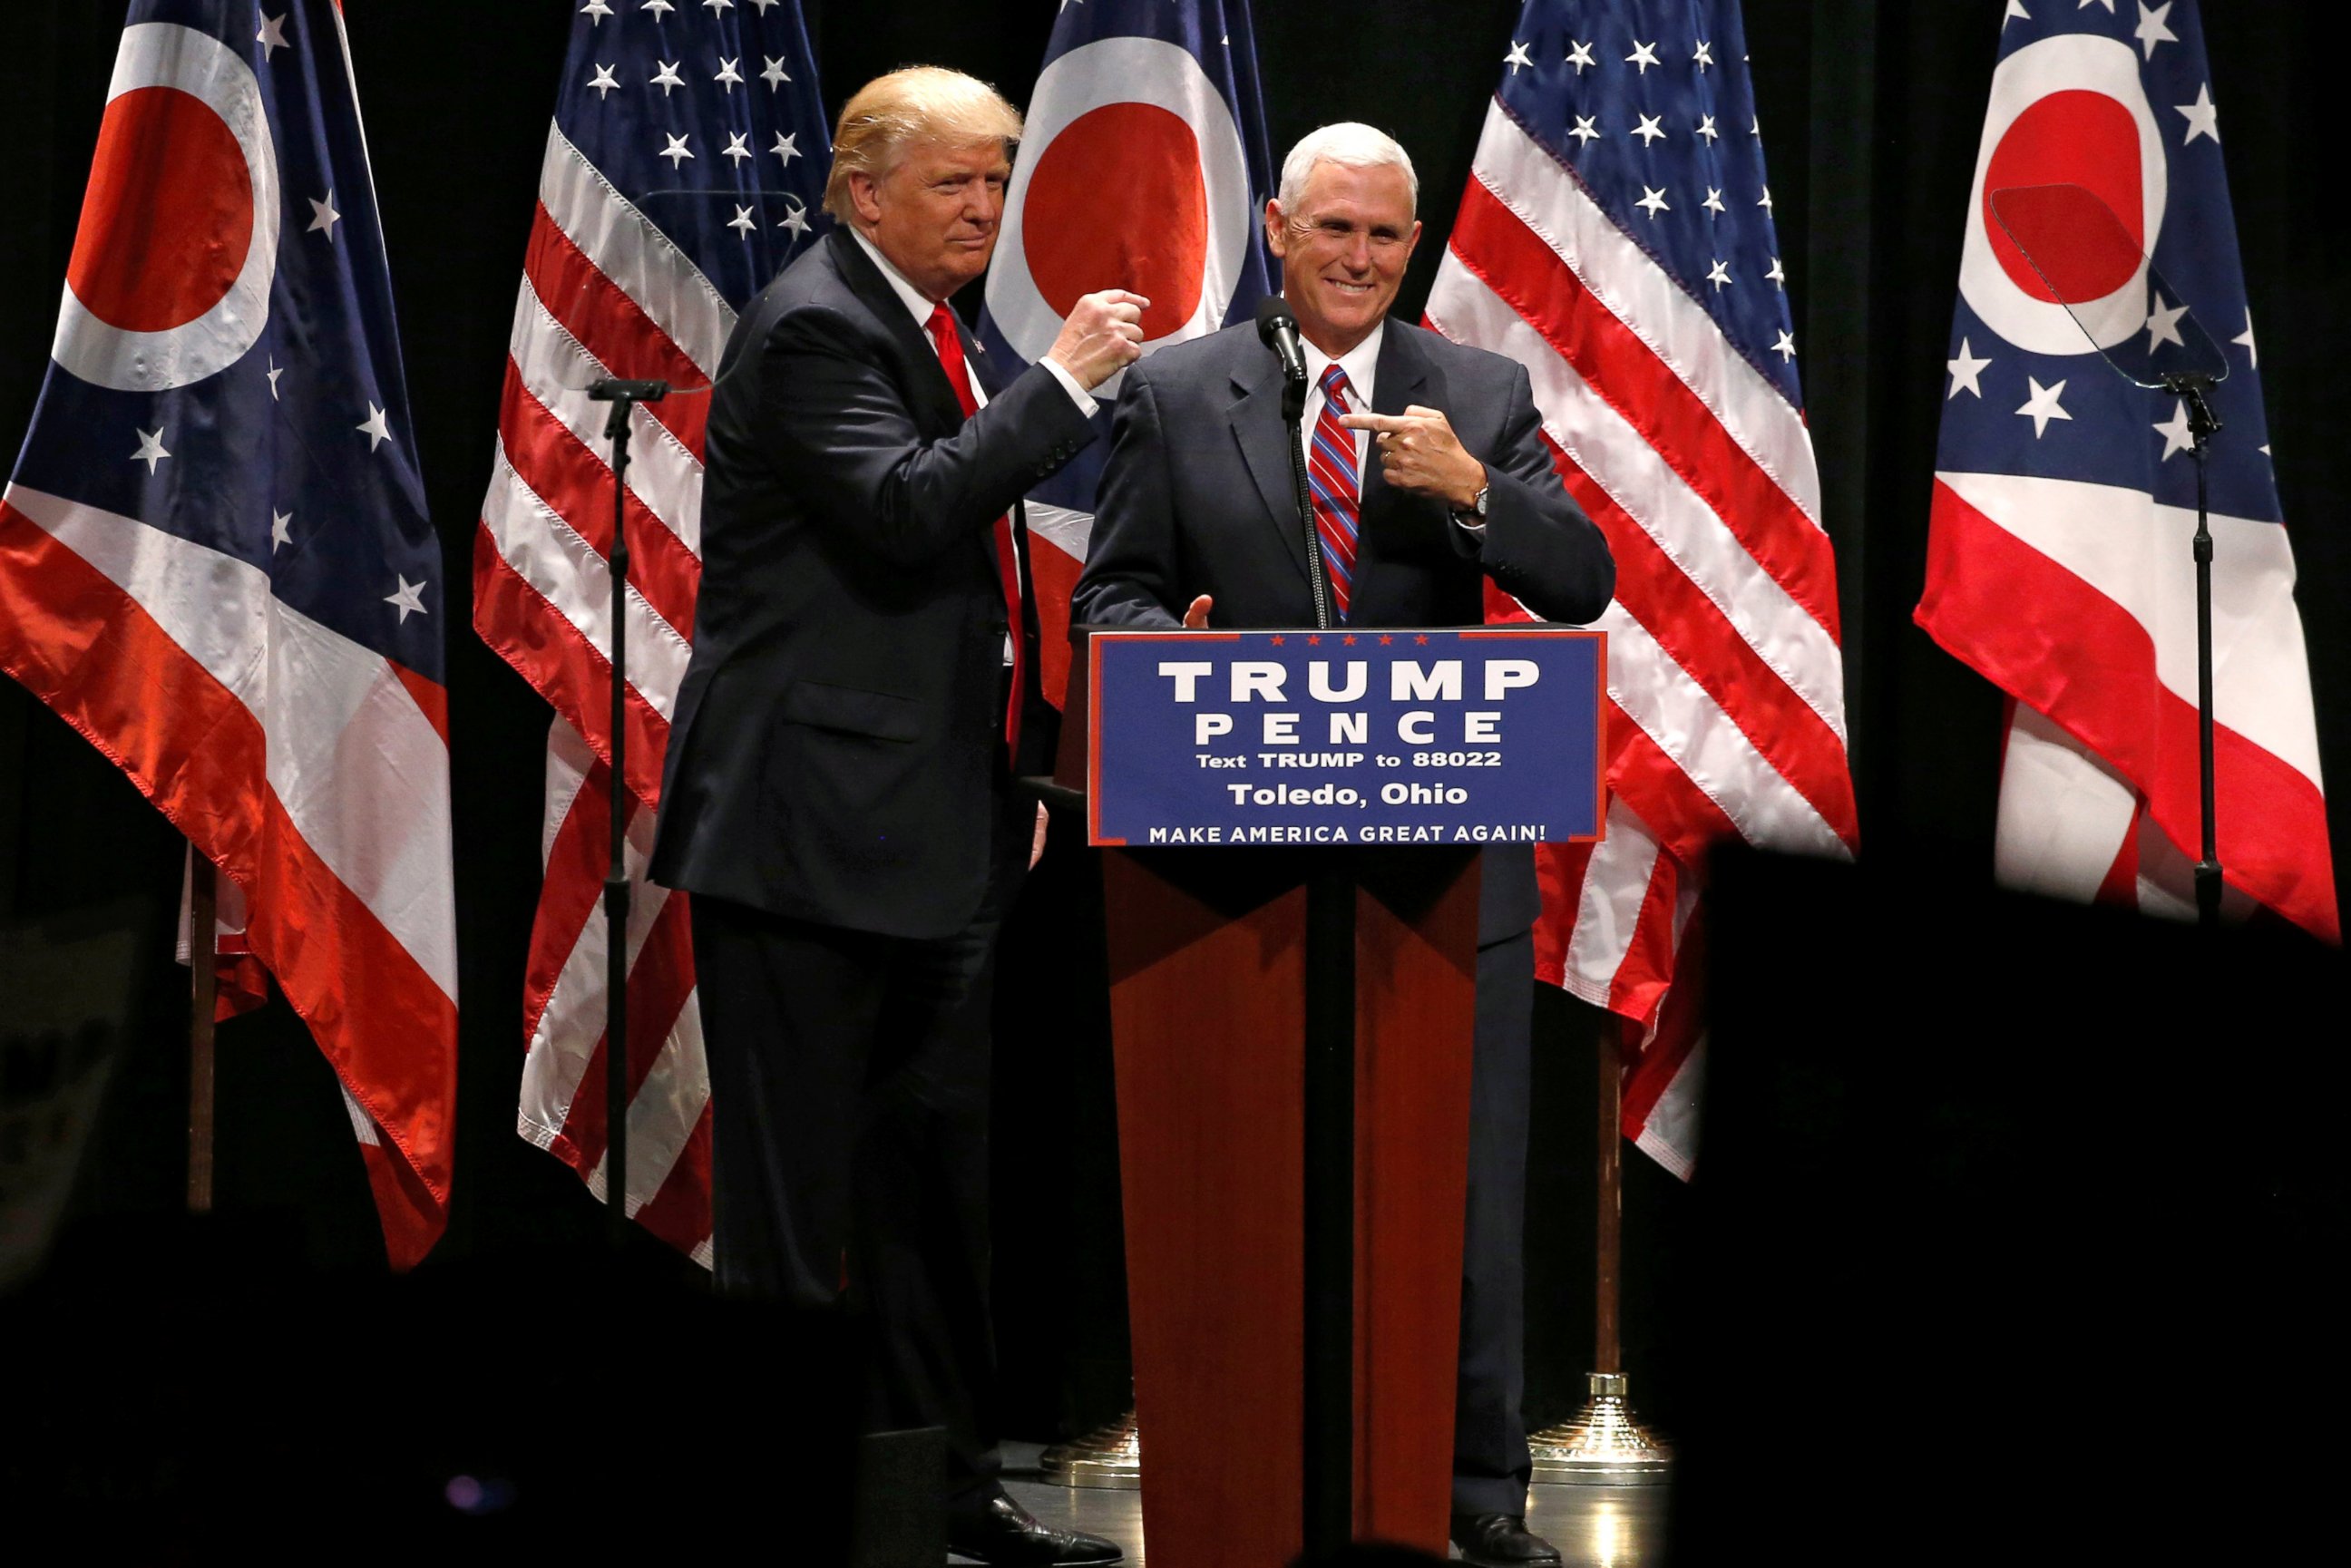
<box><xmin>848</xmin><ymin>169</ymin><xmax>884</xmax><ymax>228</ymax></box>
<box><xmin>1263</xmin><ymin>198</ymin><xmax>1289</xmax><ymax>262</ymax></box>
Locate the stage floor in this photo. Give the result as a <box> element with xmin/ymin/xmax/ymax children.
<box><xmin>977</xmin><ymin>1444</ymin><xmax>1670</xmax><ymax>1565</ymax></box>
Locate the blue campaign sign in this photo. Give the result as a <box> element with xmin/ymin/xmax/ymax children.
<box><xmin>1086</xmin><ymin>628</ymin><xmax>1606</xmax><ymax>849</ymax></box>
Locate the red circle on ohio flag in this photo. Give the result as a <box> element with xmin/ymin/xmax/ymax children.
<box><xmin>1982</xmin><ymin>89</ymin><xmax>2144</xmax><ymax>304</ymax></box>
<box><xmin>66</xmin><ymin>85</ymin><xmax>255</xmax><ymax>334</ymax></box>
<box><xmin>1022</xmin><ymin>102</ymin><xmax>1207</xmax><ymax>341</ymax></box>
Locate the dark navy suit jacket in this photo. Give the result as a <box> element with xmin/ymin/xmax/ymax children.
<box><xmin>1073</xmin><ymin>317</ymin><xmax>1614</xmax><ymax>942</ymax></box>
<box><xmin>651</xmin><ymin>228</ymin><xmax>1095</xmax><ymax>939</ymax></box>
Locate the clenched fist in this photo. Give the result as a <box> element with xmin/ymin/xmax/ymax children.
<box><xmin>1047</xmin><ymin>289</ymin><xmax>1151</xmax><ymax>390</ymax></box>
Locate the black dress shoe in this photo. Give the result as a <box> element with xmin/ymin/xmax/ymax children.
<box><xmin>947</xmin><ymin>1492</ymin><xmax>1122</xmax><ymax>1566</ymax></box>
<box><xmin>1449</xmin><ymin>1511</ymin><xmax>1564</xmax><ymax>1568</ymax></box>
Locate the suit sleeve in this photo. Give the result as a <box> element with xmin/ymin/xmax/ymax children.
<box><xmin>1070</xmin><ymin>367</ymin><xmax>1185</xmax><ymax>629</ymax></box>
<box><xmin>759</xmin><ymin>305</ymin><xmax>1096</xmax><ymax>570</ymax></box>
<box><xmin>1462</xmin><ymin>361</ymin><xmax>1615</xmax><ymax>624</ymax></box>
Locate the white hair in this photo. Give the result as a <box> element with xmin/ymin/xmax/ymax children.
<box><xmin>1276</xmin><ymin>122</ymin><xmax>1419</xmax><ymax>215</ymax></box>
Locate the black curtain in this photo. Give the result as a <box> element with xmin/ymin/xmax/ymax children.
<box><xmin>3</xmin><ymin>0</ymin><xmax>2342</xmax><ymax>1439</ymax></box>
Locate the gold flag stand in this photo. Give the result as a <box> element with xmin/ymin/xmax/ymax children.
<box><xmin>1530</xmin><ymin>1016</ymin><xmax>1670</xmax><ymax>1485</ymax></box>
<box><xmin>1039</xmin><ymin>1407</ymin><xmax>1141</xmax><ymax>1490</ymax></box>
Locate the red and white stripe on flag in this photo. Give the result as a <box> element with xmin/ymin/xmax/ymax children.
<box><xmin>1429</xmin><ymin>95</ymin><xmax>1858</xmax><ymax>1176</ymax></box>
<box><xmin>472</xmin><ymin>124</ymin><xmax>720</xmax><ymax>1261</ymax></box>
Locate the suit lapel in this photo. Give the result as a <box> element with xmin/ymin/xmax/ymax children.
<box><xmin>1228</xmin><ymin>352</ymin><xmax>1314</xmax><ymax>585</ymax></box>
<box><xmin>825</xmin><ymin>229</ymin><xmax>964</xmax><ymax>437</ymax></box>
<box><xmin>1359</xmin><ymin>321</ymin><xmax>1432</xmax><ymax>523</ymax></box>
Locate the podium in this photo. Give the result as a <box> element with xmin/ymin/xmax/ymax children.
<box><xmin>1046</xmin><ymin>624</ymin><xmax>1603</xmax><ymax>1564</ymax></box>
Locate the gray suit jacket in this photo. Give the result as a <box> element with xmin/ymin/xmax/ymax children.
<box><xmin>1073</xmin><ymin>317</ymin><xmax>1614</xmax><ymax>941</ymax></box>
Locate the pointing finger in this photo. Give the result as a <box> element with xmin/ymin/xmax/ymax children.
<box><xmin>1339</xmin><ymin>412</ymin><xmax>1412</xmax><ymax>433</ymax></box>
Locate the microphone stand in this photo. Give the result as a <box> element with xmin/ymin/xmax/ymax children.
<box><xmin>2163</xmin><ymin>373</ymin><xmax>2224</xmax><ymax>929</ymax></box>
<box><xmin>586</xmin><ymin>376</ymin><xmax>670</xmax><ymax>1247</ymax></box>
<box><xmin>1283</xmin><ymin>372</ymin><xmax>1332</xmax><ymax>634</ymax></box>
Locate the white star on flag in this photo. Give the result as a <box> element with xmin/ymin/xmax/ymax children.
<box><xmin>2153</xmin><ymin>399</ymin><xmax>2196</xmax><ymax>460</ymax></box>
<box><xmin>661</xmin><ymin>133</ymin><xmax>695</xmax><ymax>168</ymax></box>
<box><xmin>778</xmin><ymin>202</ymin><xmax>812</xmax><ymax>240</ymax></box>
<box><xmin>2176</xmin><ymin>83</ymin><xmax>2219</xmax><ymax>144</ymax></box>
<box><xmin>642</xmin><ymin>0</ymin><xmax>676</xmax><ymax>15</ymax></box>
<box><xmin>1771</xmin><ymin>329</ymin><xmax>1797</xmax><ymax>362</ymax></box>
<box><xmin>1946</xmin><ymin>337</ymin><xmax>1991</xmax><ymax>398</ymax></box>
<box><xmin>704</xmin><ymin>0</ymin><xmax>735</xmax><ymax>12</ymax></box>
<box><xmin>1504</xmin><ymin>41</ymin><xmax>1533</xmax><ymax>75</ymax></box>
<box><xmin>1702</xmin><ymin>187</ymin><xmax>1726</xmax><ymax>216</ymax></box>
<box><xmin>266</xmin><ymin>357</ymin><xmax>283</xmax><ymax>400</ymax></box>
<box><xmin>271</xmin><ymin>510</ymin><xmax>293</xmax><ymax>550</ymax></box>
<box><xmin>723</xmin><ymin>132</ymin><xmax>753</xmax><ymax>164</ymax></box>
<box><xmin>131</xmin><ymin>429</ymin><xmax>170</xmax><ymax>472</ymax></box>
<box><xmin>1635</xmin><ymin>185</ymin><xmax>1670</xmax><ymax>219</ymax></box>
<box><xmin>257</xmin><ymin>11</ymin><xmax>288</xmax><ymax>57</ymax></box>
<box><xmin>1633</xmin><ymin>114</ymin><xmax>1666</xmax><ymax>147</ymax></box>
<box><xmin>2234</xmin><ymin>308</ymin><xmax>2258</xmax><ymax>367</ymax></box>
<box><xmin>763</xmin><ymin>56</ymin><xmax>791</xmax><ymax>90</ymax></box>
<box><xmin>1758</xmin><ymin>185</ymin><xmax>1774</xmax><ymax>213</ymax></box>
<box><xmin>2144</xmin><ymin>291</ymin><xmax>2189</xmax><ymax>352</ymax></box>
<box><xmin>358</xmin><ymin>404</ymin><xmax>393</xmax><ymax>452</ymax></box>
<box><xmin>715</xmin><ymin>58</ymin><xmax>744</xmax><ymax>92</ymax></box>
<box><xmin>1766</xmin><ymin>256</ymin><xmax>1786</xmax><ymax>287</ymax></box>
<box><xmin>2079</xmin><ymin>0</ymin><xmax>2115</xmax><ymax>11</ymax></box>
<box><xmin>2004</xmin><ymin>1</ymin><xmax>2030</xmax><ymax>24</ymax></box>
<box><xmin>2135</xmin><ymin>2</ymin><xmax>2178</xmax><ymax>58</ymax></box>
<box><xmin>1626</xmin><ymin>40</ymin><xmax>1660</xmax><ymax>73</ymax></box>
<box><xmin>651</xmin><ymin>61</ymin><xmax>684</xmax><ymax>96</ymax></box>
<box><xmin>1705</xmin><ymin>259</ymin><xmax>1732</xmax><ymax>290</ymax></box>
<box><xmin>1693</xmin><ymin>41</ymin><xmax>1714</xmax><ymax>71</ymax></box>
<box><xmin>729</xmin><ymin>204</ymin><xmax>756</xmax><ymax>239</ymax></box>
<box><xmin>1695</xmin><ymin>114</ymin><xmax>1719</xmax><ymax>143</ymax></box>
<box><xmin>308</xmin><ymin>191</ymin><xmax>341</xmax><ymax>239</ymax></box>
<box><xmin>771</xmin><ymin>131</ymin><xmax>800</xmax><ymax>165</ymax></box>
<box><xmin>2015</xmin><ymin>376</ymin><xmax>2071</xmax><ymax>437</ymax></box>
<box><xmin>588</xmin><ymin>64</ymin><xmax>619</xmax><ymax>100</ymax></box>
<box><xmin>1566</xmin><ymin>39</ymin><xmax>1595</xmax><ymax>73</ymax></box>
<box><xmin>581</xmin><ymin>0</ymin><xmax>614</xmax><ymax>21</ymax></box>
<box><xmin>1569</xmin><ymin>116</ymin><xmax>1600</xmax><ymax>147</ymax></box>
<box><xmin>385</xmin><ymin>576</ymin><xmax>428</xmax><ymax>623</ymax></box>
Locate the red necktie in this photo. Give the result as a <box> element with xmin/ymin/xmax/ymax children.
<box><xmin>925</xmin><ymin>302</ymin><xmax>1025</xmax><ymax>757</ymax></box>
<box><xmin>1307</xmin><ymin>365</ymin><xmax>1361</xmax><ymax>620</ymax></box>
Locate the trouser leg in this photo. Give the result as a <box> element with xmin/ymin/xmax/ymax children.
<box><xmin>1453</xmin><ymin>927</ymin><xmax>1535</xmax><ymax>1517</ymax></box>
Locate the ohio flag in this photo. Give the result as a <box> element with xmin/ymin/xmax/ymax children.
<box><xmin>980</xmin><ymin>0</ymin><xmax>1278</xmax><ymax>706</ymax></box>
<box><xmin>0</xmin><ymin>0</ymin><xmax>457</xmax><ymax>1266</ymax></box>
<box><xmin>1917</xmin><ymin>0</ymin><xmax>2335</xmax><ymax>940</ymax></box>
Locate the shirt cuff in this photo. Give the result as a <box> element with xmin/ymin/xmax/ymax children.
<box><xmin>1452</xmin><ymin>514</ymin><xmax>1488</xmax><ymax>541</ymax></box>
<box><xmin>1040</xmin><ymin>356</ymin><xmax>1098</xmax><ymax>416</ymax></box>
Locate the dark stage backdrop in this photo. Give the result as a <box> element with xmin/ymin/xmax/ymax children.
<box><xmin>2</xmin><ymin>2</ymin><xmax>2343</xmax><ymax>1439</ymax></box>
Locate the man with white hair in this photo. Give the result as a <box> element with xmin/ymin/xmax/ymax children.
<box><xmin>1076</xmin><ymin>122</ymin><xmax>1614</xmax><ymax>1568</ymax></box>
<box><xmin>653</xmin><ymin>66</ymin><xmax>1137</xmax><ymax>1565</ymax></box>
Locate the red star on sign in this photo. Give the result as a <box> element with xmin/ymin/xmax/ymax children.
<box><xmin>1306</xmin><ymin>635</ymin><xmax>1322</xmax><ymax>646</ymax></box>
<box><xmin>1379</xmin><ymin>635</ymin><xmax>1394</xmax><ymax>645</ymax></box>
<box><xmin>1414</xmin><ymin>635</ymin><xmax>1429</xmax><ymax>645</ymax></box>
<box><xmin>1341</xmin><ymin>635</ymin><xmax>1357</xmax><ymax>645</ymax></box>
<box><xmin>1270</xmin><ymin>635</ymin><xmax>1285</xmax><ymax>646</ymax></box>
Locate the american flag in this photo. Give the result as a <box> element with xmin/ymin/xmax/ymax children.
<box><xmin>0</xmin><ymin>0</ymin><xmax>456</xmax><ymax>1265</ymax></box>
<box><xmin>473</xmin><ymin>0</ymin><xmax>830</xmax><ymax>1261</ymax></box>
<box><xmin>1426</xmin><ymin>0</ymin><xmax>1857</xmax><ymax>1175</ymax></box>
<box><xmin>979</xmin><ymin>0</ymin><xmax>1277</xmax><ymax>707</ymax></box>
<box><xmin>1917</xmin><ymin>1</ymin><xmax>2335</xmax><ymax>940</ymax></box>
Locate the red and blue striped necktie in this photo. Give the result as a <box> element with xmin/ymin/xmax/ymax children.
<box><xmin>926</xmin><ymin>302</ymin><xmax>1025</xmax><ymax>754</ymax></box>
<box><xmin>1306</xmin><ymin>364</ymin><xmax>1361</xmax><ymax>620</ymax></box>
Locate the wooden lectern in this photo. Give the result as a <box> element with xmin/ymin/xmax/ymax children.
<box><xmin>1048</xmin><ymin>637</ymin><xmax>1482</xmax><ymax>1566</ymax></box>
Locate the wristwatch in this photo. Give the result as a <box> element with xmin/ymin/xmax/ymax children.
<box><xmin>1455</xmin><ymin>482</ymin><xmax>1490</xmax><ymax>525</ymax></box>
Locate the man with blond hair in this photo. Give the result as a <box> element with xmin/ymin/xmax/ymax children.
<box><xmin>652</xmin><ymin>66</ymin><xmax>1135</xmax><ymax>1564</ymax></box>
<box><xmin>1077</xmin><ymin>122</ymin><xmax>1614</xmax><ymax>1568</ymax></box>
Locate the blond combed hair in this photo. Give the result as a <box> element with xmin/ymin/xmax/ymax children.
<box><xmin>823</xmin><ymin>66</ymin><xmax>1024</xmax><ymax>222</ymax></box>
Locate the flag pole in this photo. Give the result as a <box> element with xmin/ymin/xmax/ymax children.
<box><xmin>187</xmin><ymin>853</ymin><xmax>219</xmax><ymax>1213</ymax></box>
<box><xmin>1529</xmin><ymin>1013</ymin><xmax>1669</xmax><ymax>1485</ymax></box>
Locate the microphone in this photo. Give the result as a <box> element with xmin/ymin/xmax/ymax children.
<box><xmin>1255</xmin><ymin>296</ymin><xmax>1308</xmax><ymax>386</ymax></box>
